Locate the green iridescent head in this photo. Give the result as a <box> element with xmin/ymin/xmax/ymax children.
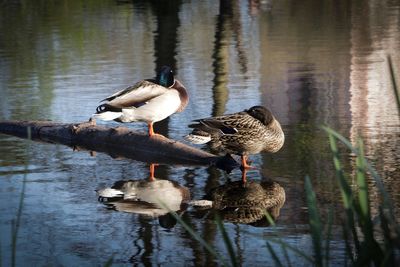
<box><xmin>156</xmin><ymin>66</ymin><xmax>174</xmax><ymax>87</ymax></box>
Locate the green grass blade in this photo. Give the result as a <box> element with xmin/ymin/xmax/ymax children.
<box><xmin>324</xmin><ymin>125</ymin><xmax>394</xmax><ymax>206</ymax></box>
<box><xmin>266</xmin><ymin>242</ymin><xmax>284</xmax><ymax>267</ymax></box>
<box><xmin>263</xmin><ymin>210</ymin><xmax>291</xmax><ymax>266</ymax></box>
<box><xmin>388</xmin><ymin>55</ymin><xmax>400</xmax><ymax>115</ymax></box>
<box><xmin>329</xmin><ymin>135</ymin><xmax>360</xmax><ymax>253</ymax></box>
<box><xmin>26</xmin><ymin>126</ymin><xmax>32</xmax><ymax>140</ymax></box>
<box><xmin>324</xmin><ymin>207</ymin><xmax>333</xmax><ymax>267</ymax></box>
<box><xmin>103</xmin><ymin>256</ymin><xmax>113</xmax><ymax>267</ymax></box>
<box><xmin>364</xmin><ymin>160</ymin><xmax>399</xmax><ymax>237</ymax></box>
<box><xmin>355</xmin><ymin>138</ymin><xmax>369</xmax><ymax>220</ymax></box>
<box><xmin>280</xmin><ymin>243</ymin><xmax>292</xmax><ymax>267</ymax></box>
<box><xmin>327</xmin><ymin>133</ymin><xmax>353</xmax><ymax>209</ymax></box>
<box><xmin>173</xmin><ymin>211</ymin><xmax>228</xmax><ymax>266</ymax></box>
<box><xmin>326</xmin><ymin>132</ymin><xmax>360</xmax><ymax>251</ymax></box>
<box><xmin>322</xmin><ymin>126</ymin><xmax>392</xmax><ymax>208</ymax></box>
<box><xmin>355</xmin><ymin>138</ymin><xmax>375</xmax><ymax>243</ymax></box>
<box><xmin>323</xmin><ymin>126</ymin><xmax>355</xmax><ymax>155</ymax></box>
<box><xmin>157</xmin><ymin>202</ymin><xmax>228</xmax><ymax>266</ymax></box>
<box><xmin>342</xmin><ymin>223</ymin><xmax>354</xmax><ymax>265</ymax></box>
<box><xmin>305</xmin><ymin>176</ymin><xmax>323</xmax><ymax>267</ymax></box>
<box><xmin>215</xmin><ymin>214</ymin><xmax>238</xmax><ymax>267</ymax></box>
<box><xmin>266</xmin><ymin>238</ymin><xmax>315</xmax><ymax>264</ymax></box>
<box><xmin>379</xmin><ymin>207</ymin><xmax>395</xmax><ymax>266</ymax></box>
<box><xmin>323</xmin><ymin>126</ymin><xmax>400</xmax><ymax>239</ymax></box>
<box><xmin>354</xmin><ymin>138</ymin><xmax>385</xmax><ymax>267</ymax></box>
<box><xmin>365</xmin><ymin>161</ymin><xmax>400</xmax><ymax>240</ymax></box>
<box><xmin>264</xmin><ymin>210</ymin><xmax>276</xmax><ymax>226</ymax></box>
<box><xmin>11</xmin><ymin>174</ymin><xmax>26</xmax><ymax>267</ymax></box>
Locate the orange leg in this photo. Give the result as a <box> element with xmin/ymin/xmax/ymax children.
<box><xmin>148</xmin><ymin>122</ymin><xmax>154</xmax><ymax>136</ymax></box>
<box><xmin>241</xmin><ymin>155</ymin><xmax>256</xmax><ymax>169</ymax></box>
<box><xmin>149</xmin><ymin>163</ymin><xmax>159</xmax><ymax>181</ymax></box>
<box><xmin>241</xmin><ymin>168</ymin><xmax>248</xmax><ymax>184</ymax></box>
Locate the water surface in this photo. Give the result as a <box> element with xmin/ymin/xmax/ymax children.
<box><xmin>0</xmin><ymin>0</ymin><xmax>399</xmax><ymax>266</ymax></box>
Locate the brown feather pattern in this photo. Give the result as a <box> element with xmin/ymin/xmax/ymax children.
<box><xmin>187</xmin><ymin>106</ymin><xmax>284</xmax><ymax>156</ymax></box>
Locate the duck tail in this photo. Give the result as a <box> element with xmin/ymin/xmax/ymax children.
<box><xmin>184</xmin><ymin>129</ymin><xmax>212</xmax><ymax>144</ymax></box>
<box><xmin>92</xmin><ymin>104</ymin><xmax>123</xmax><ymax>121</ymax></box>
<box><xmin>92</xmin><ymin>112</ymin><xmax>122</xmax><ymax>121</ymax></box>
<box><xmin>96</xmin><ymin>187</ymin><xmax>124</xmax><ymax>198</ymax></box>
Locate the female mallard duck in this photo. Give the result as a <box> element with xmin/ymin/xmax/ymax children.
<box><xmin>185</xmin><ymin>106</ymin><xmax>284</xmax><ymax>169</ymax></box>
<box><xmin>205</xmin><ymin>179</ymin><xmax>285</xmax><ymax>225</ymax></box>
<box><xmin>93</xmin><ymin>66</ymin><xmax>189</xmax><ymax>136</ymax></box>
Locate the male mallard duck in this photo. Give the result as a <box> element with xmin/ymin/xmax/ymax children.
<box><xmin>96</xmin><ymin>166</ymin><xmax>190</xmax><ymax>218</ymax></box>
<box><xmin>92</xmin><ymin>66</ymin><xmax>189</xmax><ymax>136</ymax></box>
<box><xmin>185</xmin><ymin>106</ymin><xmax>284</xmax><ymax>169</ymax></box>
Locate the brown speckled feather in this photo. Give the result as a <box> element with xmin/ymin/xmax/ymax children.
<box><xmin>187</xmin><ymin>106</ymin><xmax>284</xmax><ymax>156</ymax></box>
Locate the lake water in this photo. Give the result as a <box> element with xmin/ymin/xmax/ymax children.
<box><xmin>0</xmin><ymin>0</ymin><xmax>399</xmax><ymax>266</ymax></box>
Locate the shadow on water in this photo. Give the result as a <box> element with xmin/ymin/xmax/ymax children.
<box><xmin>97</xmin><ymin>167</ymin><xmax>285</xmax><ymax>227</ymax></box>
<box><xmin>198</xmin><ymin>177</ymin><xmax>285</xmax><ymax>226</ymax></box>
<box><xmin>97</xmin><ymin>164</ymin><xmax>190</xmax><ymax>229</ymax></box>
<box><xmin>119</xmin><ymin>0</ymin><xmax>182</xmax><ymax>137</ymax></box>
<box><xmin>212</xmin><ymin>0</ymin><xmax>249</xmax><ymax>116</ymax></box>
<box><xmin>95</xmin><ymin>167</ymin><xmax>286</xmax><ymax>264</ymax></box>
<box><xmin>150</xmin><ymin>0</ymin><xmax>182</xmax><ymax>137</ymax></box>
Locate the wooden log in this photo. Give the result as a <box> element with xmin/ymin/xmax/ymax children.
<box><xmin>0</xmin><ymin>119</ymin><xmax>238</xmax><ymax>171</ymax></box>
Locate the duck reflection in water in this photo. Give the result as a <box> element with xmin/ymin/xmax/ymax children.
<box><xmin>96</xmin><ymin>164</ymin><xmax>190</xmax><ymax>228</ymax></box>
<box><xmin>193</xmin><ymin>175</ymin><xmax>285</xmax><ymax>226</ymax></box>
<box><xmin>185</xmin><ymin>106</ymin><xmax>284</xmax><ymax>182</ymax></box>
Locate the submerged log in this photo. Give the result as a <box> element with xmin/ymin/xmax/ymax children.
<box><xmin>0</xmin><ymin>119</ymin><xmax>238</xmax><ymax>171</ymax></box>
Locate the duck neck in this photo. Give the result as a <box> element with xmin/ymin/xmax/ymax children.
<box><xmin>171</xmin><ymin>80</ymin><xmax>189</xmax><ymax>112</ymax></box>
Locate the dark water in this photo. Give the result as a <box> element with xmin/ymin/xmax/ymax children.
<box><xmin>0</xmin><ymin>0</ymin><xmax>399</xmax><ymax>266</ymax></box>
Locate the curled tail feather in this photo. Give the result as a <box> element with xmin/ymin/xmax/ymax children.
<box><xmin>93</xmin><ymin>104</ymin><xmax>123</xmax><ymax>121</ymax></box>
<box><xmin>96</xmin><ymin>103</ymin><xmax>122</xmax><ymax>113</ymax></box>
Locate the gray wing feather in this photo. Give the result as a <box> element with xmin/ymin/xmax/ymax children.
<box><xmin>101</xmin><ymin>80</ymin><xmax>168</xmax><ymax>108</ymax></box>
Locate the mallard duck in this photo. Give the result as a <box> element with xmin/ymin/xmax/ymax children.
<box><xmin>96</xmin><ymin>166</ymin><xmax>190</xmax><ymax>218</ymax></box>
<box><xmin>185</xmin><ymin>106</ymin><xmax>284</xmax><ymax>169</ymax></box>
<box><xmin>189</xmin><ymin>178</ymin><xmax>285</xmax><ymax>225</ymax></box>
<box><xmin>96</xmin><ymin>179</ymin><xmax>190</xmax><ymax>217</ymax></box>
<box><xmin>205</xmin><ymin>179</ymin><xmax>285</xmax><ymax>225</ymax></box>
<box><xmin>92</xmin><ymin>66</ymin><xmax>189</xmax><ymax>136</ymax></box>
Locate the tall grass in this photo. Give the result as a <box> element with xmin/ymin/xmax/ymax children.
<box><xmin>10</xmin><ymin>175</ymin><xmax>26</xmax><ymax>267</ymax></box>
<box><xmin>159</xmin><ymin>203</ymin><xmax>230</xmax><ymax>266</ymax></box>
<box><xmin>171</xmin><ymin>126</ymin><xmax>400</xmax><ymax>266</ymax></box>
<box><xmin>266</xmin><ymin>125</ymin><xmax>400</xmax><ymax>266</ymax></box>
<box><xmin>388</xmin><ymin>55</ymin><xmax>400</xmax><ymax>115</ymax></box>
<box><xmin>161</xmin><ymin>56</ymin><xmax>400</xmax><ymax>266</ymax></box>
<box><xmin>322</xmin><ymin>128</ymin><xmax>399</xmax><ymax>266</ymax></box>
<box><xmin>270</xmin><ymin>127</ymin><xmax>399</xmax><ymax>266</ymax></box>
<box><xmin>0</xmin><ymin>127</ymin><xmax>31</xmax><ymax>267</ymax></box>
